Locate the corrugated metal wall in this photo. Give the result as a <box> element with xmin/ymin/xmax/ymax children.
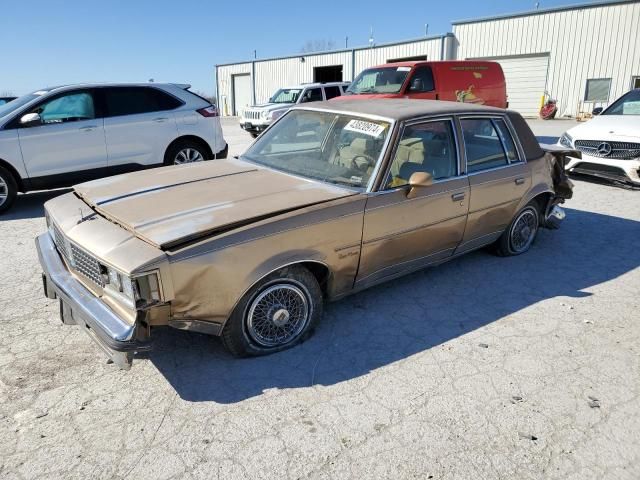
<box><xmin>353</xmin><ymin>39</ymin><xmax>443</xmax><ymax>74</ymax></box>
<box><xmin>216</xmin><ymin>37</ymin><xmax>444</xmax><ymax>115</ymax></box>
<box><xmin>453</xmin><ymin>1</ymin><xmax>640</xmax><ymax>116</ymax></box>
<box><xmin>254</xmin><ymin>51</ymin><xmax>353</xmax><ymax>103</ymax></box>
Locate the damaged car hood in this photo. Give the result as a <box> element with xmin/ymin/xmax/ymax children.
<box><xmin>74</xmin><ymin>159</ymin><xmax>355</xmax><ymax>249</ymax></box>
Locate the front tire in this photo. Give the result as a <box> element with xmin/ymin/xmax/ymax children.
<box><xmin>495</xmin><ymin>202</ymin><xmax>540</xmax><ymax>256</ymax></box>
<box><xmin>164</xmin><ymin>140</ymin><xmax>208</xmax><ymax>166</ymax></box>
<box><xmin>0</xmin><ymin>166</ymin><xmax>18</xmax><ymax>214</ymax></box>
<box><xmin>221</xmin><ymin>266</ymin><xmax>323</xmax><ymax>357</ymax></box>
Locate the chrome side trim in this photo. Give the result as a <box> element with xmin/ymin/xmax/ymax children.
<box><xmin>454</xmin><ymin>230</ymin><xmax>503</xmax><ymax>254</ymax></box>
<box><xmin>363</xmin><ymin>213</ymin><xmax>467</xmax><ymax>245</ymax></box>
<box><xmin>355</xmin><ymin>247</ymin><xmax>455</xmax><ymax>286</ymax></box>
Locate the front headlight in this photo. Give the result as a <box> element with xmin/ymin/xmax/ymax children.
<box><xmin>103</xmin><ymin>265</ymin><xmax>161</xmax><ymax>309</ymax></box>
<box><xmin>559</xmin><ymin>132</ymin><xmax>573</xmax><ymax>148</ymax></box>
<box><xmin>261</xmin><ymin>110</ymin><xmax>270</xmax><ymax>119</ymax></box>
<box><xmin>269</xmin><ymin>109</ymin><xmax>285</xmax><ymax>121</ymax></box>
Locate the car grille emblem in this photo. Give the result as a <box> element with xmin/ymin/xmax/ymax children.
<box><xmin>596</xmin><ymin>142</ymin><xmax>612</xmax><ymax>156</ymax></box>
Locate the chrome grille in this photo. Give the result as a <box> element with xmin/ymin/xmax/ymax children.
<box><xmin>243</xmin><ymin>109</ymin><xmax>261</xmax><ymax>120</ymax></box>
<box><xmin>574</xmin><ymin>140</ymin><xmax>640</xmax><ymax>160</ymax></box>
<box><xmin>51</xmin><ymin>223</ymin><xmax>104</xmax><ymax>287</ymax></box>
<box><xmin>52</xmin><ymin>222</ymin><xmax>72</xmax><ymax>265</ymax></box>
<box><xmin>69</xmin><ymin>244</ymin><xmax>103</xmax><ymax>286</ymax></box>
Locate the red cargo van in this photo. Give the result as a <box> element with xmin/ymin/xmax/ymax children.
<box><xmin>339</xmin><ymin>60</ymin><xmax>508</xmax><ymax>108</ymax></box>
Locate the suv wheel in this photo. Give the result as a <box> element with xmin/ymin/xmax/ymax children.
<box><xmin>164</xmin><ymin>140</ymin><xmax>208</xmax><ymax>166</ymax></box>
<box><xmin>0</xmin><ymin>166</ymin><xmax>17</xmax><ymax>214</ymax></box>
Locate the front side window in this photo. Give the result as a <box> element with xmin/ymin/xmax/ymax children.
<box><xmin>36</xmin><ymin>91</ymin><xmax>95</xmax><ymax>124</ymax></box>
<box><xmin>269</xmin><ymin>88</ymin><xmax>302</xmax><ymax>104</ymax></box>
<box><xmin>347</xmin><ymin>67</ymin><xmax>411</xmax><ymax>94</ymax></box>
<box><xmin>300</xmin><ymin>88</ymin><xmax>323</xmax><ymax>103</ymax></box>
<box><xmin>585</xmin><ymin>78</ymin><xmax>611</xmax><ymax>102</ymax></box>
<box><xmin>461</xmin><ymin>118</ymin><xmax>512</xmax><ymax>173</ymax></box>
<box><xmin>103</xmin><ymin>87</ymin><xmax>180</xmax><ymax>117</ymax></box>
<box><xmin>243</xmin><ymin>110</ymin><xmax>391</xmax><ymax>189</ymax></box>
<box><xmin>386</xmin><ymin>120</ymin><xmax>457</xmax><ymax>188</ymax></box>
<box><xmin>603</xmin><ymin>89</ymin><xmax>640</xmax><ymax>115</ymax></box>
<box><xmin>407</xmin><ymin>67</ymin><xmax>435</xmax><ymax>93</ymax></box>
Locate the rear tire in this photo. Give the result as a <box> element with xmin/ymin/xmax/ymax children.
<box><xmin>494</xmin><ymin>202</ymin><xmax>540</xmax><ymax>256</ymax></box>
<box><xmin>164</xmin><ymin>140</ymin><xmax>209</xmax><ymax>166</ymax></box>
<box><xmin>221</xmin><ymin>265</ymin><xmax>323</xmax><ymax>357</ymax></box>
<box><xmin>0</xmin><ymin>166</ymin><xmax>18</xmax><ymax>214</ymax></box>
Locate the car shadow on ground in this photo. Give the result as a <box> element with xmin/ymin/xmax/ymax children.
<box><xmin>1</xmin><ymin>189</ymin><xmax>71</xmax><ymax>220</ymax></box>
<box><xmin>148</xmin><ymin>207</ymin><xmax>640</xmax><ymax>403</ymax></box>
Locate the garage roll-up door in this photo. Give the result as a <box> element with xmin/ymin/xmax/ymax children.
<box><xmin>477</xmin><ymin>55</ymin><xmax>549</xmax><ymax>117</ymax></box>
<box><xmin>232</xmin><ymin>74</ymin><xmax>252</xmax><ymax>116</ymax></box>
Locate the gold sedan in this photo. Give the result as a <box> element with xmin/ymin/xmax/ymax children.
<box><xmin>36</xmin><ymin>99</ymin><xmax>575</xmax><ymax>368</ymax></box>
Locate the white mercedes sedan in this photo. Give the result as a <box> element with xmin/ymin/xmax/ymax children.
<box><xmin>559</xmin><ymin>89</ymin><xmax>640</xmax><ymax>187</ymax></box>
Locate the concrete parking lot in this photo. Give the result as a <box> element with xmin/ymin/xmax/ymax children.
<box><xmin>1</xmin><ymin>118</ymin><xmax>639</xmax><ymax>480</ymax></box>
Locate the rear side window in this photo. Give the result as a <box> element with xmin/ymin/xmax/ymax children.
<box><xmin>461</xmin><ymin>118</ymin><xmax>511</xmax><ymax>173</ymax></box>
<box><xmin>493</xmin><ymin>118</ymin><xmax>519</xmax><ymax>162</ymax></box>
<box><xmin>324</xmin><ymin>86</ymin><xmax>341</xmax><ymax>100</ymax></box>
<box><xmin>103</xmin><ymin>87</ymin><xmax>182</xmax><ymax>117</ymax></box>
<box><xmin>407</xmin><ymin>67</ymin><xmax>435</xmax><ymax>93</ymax></box>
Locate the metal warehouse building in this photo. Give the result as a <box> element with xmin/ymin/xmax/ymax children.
<box><xmin>216</xmin><ymin>0</ymin><xmax>640</xmax><ymax>118</ymax></box>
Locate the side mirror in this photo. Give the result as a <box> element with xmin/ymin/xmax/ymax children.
<box><xmin>20</xmin><ymin>112</ymin><xmax>42</xmax><ymax>127</ymax></box>
<box><xmin>592</xmin><ymin>107</ymin><xmax>603</xmax><ymax>116</ymax></box>
<box><xmin>407</xmin><ymin>171</ymin><xmax>433</xmax><ymax>198</ymax></box>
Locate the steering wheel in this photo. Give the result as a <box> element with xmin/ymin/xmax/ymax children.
<box><xmin>350</xmin><ymin>154</ymin><xmax>376</xmax><ymax>172</ymax></box>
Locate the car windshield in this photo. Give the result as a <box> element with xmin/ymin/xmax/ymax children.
<box><xmin>603</xmin><ymin>89</ymin><xmax>640</xmax><ymax>115</ymax></box>
<box><xmin>242</xmin><ymin>109</ymin><xmax>391</xmax><ymax>189</ymax></box>
<box><xmin>0</xmin><ymin>90</ymin><xmax>49</xmax><ymax>118</ymax></box>
<box><xmin>269</xmin><ymin>88</ymin><xmax>303</xmax><ymax>104</ymax></box>
<box><xmin>346</xmin><ymin>67</ymin><xmax>411</xmax><ymax>94</ymax></box>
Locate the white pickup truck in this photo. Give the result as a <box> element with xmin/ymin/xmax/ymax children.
<box><xmin>239</xmin><ymin>82</ymin><xmax>350</xmax><ymax>137</ymax></box>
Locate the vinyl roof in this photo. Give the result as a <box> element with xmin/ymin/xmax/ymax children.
<box><xmin>293</xmin><ymin>98</ymin><xmax>506</xmax><ymax>121</ymax></box>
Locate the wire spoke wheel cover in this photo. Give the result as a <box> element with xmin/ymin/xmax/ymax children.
<box><xmin>246</xmin><ymin>283</ymin><xmax>310</xmax><ymax>348</ymax></box>
<box><xmin>174</xmin><ymin>147</ymin><xmax>204</xmax><ymax>164</ymax></box>
<box><xmin>509</xmin><ymin>208</ymin><xmax>538</xmax><ymax>253</ymax></box>
<box><xmin>0</xmin><ymin>176</ymin><xmax>7</xmax><ymax>206</ymax></box>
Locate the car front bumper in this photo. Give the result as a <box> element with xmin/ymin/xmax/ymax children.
<box><xmin>566</xmin><ymin>154</ymin><xmax>640</xmax><ymax>185</ymax></box>
<box><xmin>36</xmin><ymin>233</ymin><xmax>150</xmax><ymax>369</ymax></box>
<box><xmin>239</xmin><ymin>120</ymin><xmax>270</xmax><ymax>134</ymax></box>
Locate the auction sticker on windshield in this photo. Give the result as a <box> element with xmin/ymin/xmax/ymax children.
<box><xmin>344</xmin><ymin>119</ymin><xmax>386</xmax><ymax>137</ymax></box>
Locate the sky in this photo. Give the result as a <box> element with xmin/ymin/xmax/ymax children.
<box><xmin>1</xmin><ymin>0</ymin><xmax>603</xmax><ymax>97</ymax></box>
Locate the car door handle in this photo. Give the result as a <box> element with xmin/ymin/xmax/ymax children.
<box><xmin>451</xmin><ymin>192</ymin><xmax>465</xmax><ymax>201</ymax></box>
<box><xmin>79</xmin><ymin>126</ymin><xmax>97</xmax><ymax>131</ymax></box>
<box><xmin>515</xmin><ymin>177</ymin><xmax>526</xmax><ymax>185</ymax></box>
<box><xmin>153</xmin><ymin>117</ymin><xmax>169</xmax><ymax>122</ymax></box>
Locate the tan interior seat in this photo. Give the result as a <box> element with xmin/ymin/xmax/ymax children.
<box><xmin>390</xmin><ymin>138</ymin><xmax>425</xmax><ymax>178</ymax></box>
<box><xmin>336</xmin><ymin>137</ymin><xmax>373</xmax><ymax>168</ymax></box>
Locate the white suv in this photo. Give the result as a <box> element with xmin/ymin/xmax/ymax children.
<box><xmin>0</xmin><ymin>83</ymin><xmax>227</xmax><ymax>213</ymax></box>
<box><xmin>239</xmin><ymin>82</ymin><xmax>350</xmax><ymax>137</ymax></box>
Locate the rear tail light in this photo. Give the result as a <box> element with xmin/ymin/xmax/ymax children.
<box><xmin>197</xmin><ymin>106</ymin><xmax>219</xmax><ymax>117</ymax></box>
